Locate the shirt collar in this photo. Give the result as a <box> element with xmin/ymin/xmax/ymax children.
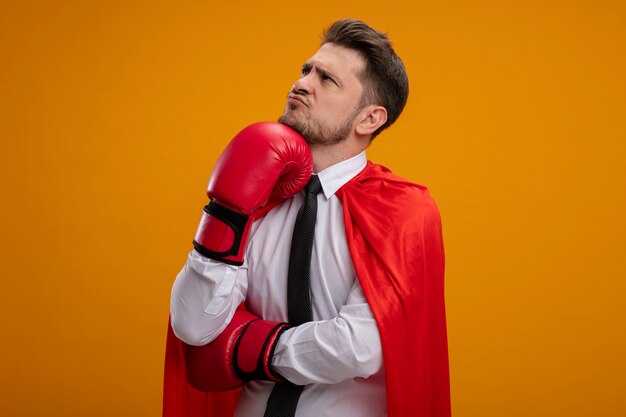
<box><xmin>315</xmin><ymin>151</ymin><xmax>367</xmax><ymax>199</ymax></box>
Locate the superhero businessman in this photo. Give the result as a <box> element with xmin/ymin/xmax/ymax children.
<box><xmin>164</xmin><ymin>18</ymin><xmax>450</xmax><ymax>417</ymax></box>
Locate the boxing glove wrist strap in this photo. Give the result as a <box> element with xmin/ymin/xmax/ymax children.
<box><xmin>193</xmin><ymin>200</ymin><xmax>250</xmax><ymax>266</ymax></box>
<box><xmin>233</xmin><ymin>320</ymin><xmax>290</xmax><ymax>383</ymax></box>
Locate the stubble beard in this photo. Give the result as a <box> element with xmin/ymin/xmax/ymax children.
<box><xmin>278</xmin><ymin>106</ymin><xmax>356</xmax><ymax>147</ymax></box>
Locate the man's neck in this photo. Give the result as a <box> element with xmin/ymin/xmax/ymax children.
<box><xmin>310</xmin><ymin>138</ymin><xmax>368</xmax><ymax>173</ymax></box>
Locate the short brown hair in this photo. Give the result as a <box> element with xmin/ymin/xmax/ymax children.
<box><xmin>322</xmin><ymin>19</ymin><xmax>409</xmax><ymax>139</ymax></box>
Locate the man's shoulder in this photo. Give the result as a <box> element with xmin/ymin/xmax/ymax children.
<box><xmin>338</xmin><ymin>161</ymin><xmax>443</xmax><ymax>246</ymax></box>
<box><xmin>354</xmin><ymin>161</ymin><xmax>436</xmax><ymax>205</ymax></box>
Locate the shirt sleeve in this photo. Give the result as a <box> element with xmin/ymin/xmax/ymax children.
<box><xmin>271</xmin><ymin>278</ymin><xmax>383</xmax><ymax>385</ymax></box>
<box><xmin>169</xmin><ymin>250</ymin><xmax>248</xmax><ymax>346</ymax></box>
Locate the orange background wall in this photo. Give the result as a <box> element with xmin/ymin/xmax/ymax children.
<box><xmin>1</xmin><ymin>1</ymin><xmax>625</xmax><ymax>416</ymax></box>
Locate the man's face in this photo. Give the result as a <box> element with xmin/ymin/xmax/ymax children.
<box><xmin>279</xmin><ymin>43</ymin><xmax>366</xmax><ymax>146</ymax></box>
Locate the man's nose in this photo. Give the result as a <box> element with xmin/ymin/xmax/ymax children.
<box><xmin>292</xmin><ymin>73</ymin><xmax>313</xmax><ymax>94</ymax></box>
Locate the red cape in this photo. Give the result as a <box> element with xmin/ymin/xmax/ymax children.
<box><xmin>163</xmin><ymin>161</ymin><xmax>450</xmax><ymax>417</ymax></box>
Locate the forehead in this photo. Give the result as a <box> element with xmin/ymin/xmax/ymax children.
<box><xmin>306</xmin><ymin>43</ymin><xmax>366</xmax><ymax>81</ymax></box>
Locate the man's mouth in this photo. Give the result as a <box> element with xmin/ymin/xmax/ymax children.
<box><xmin>287</xmin><ymin>93</ymin><xmax>309</xmax><ymax>107</ymax></box>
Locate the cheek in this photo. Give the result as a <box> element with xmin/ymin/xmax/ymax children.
<box><xmin>332</xmin><ymin>101</ymin><xmax>359</xmax><ymax>120</ymax></box>
<box><xmin>320</xmin><ymin>97</ymin><xmax>350</xmax><ymax>114</ymax></box>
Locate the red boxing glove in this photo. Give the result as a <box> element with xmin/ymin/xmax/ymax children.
<box><xmin>193</xmin><ymin>122</ymin><xmax>312</xmax><ymax>265</ymax></box>
<box><xmin>184</xmin><ymin>308</ymin><xmax>289</xmax><ymax>392</ymax></box>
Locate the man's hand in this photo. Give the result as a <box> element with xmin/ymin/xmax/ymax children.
<box><xmin>193</xmin><ymin>122</ymin><xmax>312</xmax><ymax>265</ymax></box>
<box><xmin>184</xmin><ymin>308</ymin><xmax>289</xmax><ymax>392</ymax></box>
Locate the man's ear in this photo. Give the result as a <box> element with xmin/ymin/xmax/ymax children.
<box><xmin>355</xmin><ymin>105</ymin><xmax>388</xmax><ymax>136</ymax></box>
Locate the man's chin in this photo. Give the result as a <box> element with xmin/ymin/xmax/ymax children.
<box><xmin>277</xmin><ymin>112</ymin><xmax>294</xmax><ymax>126</ymax></box>
<box><xmin>278</xmin><ymin>114</ymin><xmax>306</xmax><ymax>139</ymax></box>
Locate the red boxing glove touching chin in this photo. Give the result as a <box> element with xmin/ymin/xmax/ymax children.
<box><xmin>193</xmin><ymin>122</ymin><xmax>312</xmax><ymax>266</ymax></box>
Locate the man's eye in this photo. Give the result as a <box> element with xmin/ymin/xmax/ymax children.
<box><xmin>301</xmin><ymin>67</ymin><xmax>311</xmax><ymax>76</ymax></box>
<box><xmin>321</xmin><ymin>74</ymin><xmax>336</xmax><ymax>84</ymax></box>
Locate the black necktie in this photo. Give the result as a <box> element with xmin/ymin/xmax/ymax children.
<box><xmin>263</xmin><ymin>175</ymin><xmax>322</xmax><ymax>417</ymax></box>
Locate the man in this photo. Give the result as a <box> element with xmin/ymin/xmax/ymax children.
<box><xmin>164</xmin><ymin>18</ymin><xmax>450</xmax><ymax>417</ymax></box>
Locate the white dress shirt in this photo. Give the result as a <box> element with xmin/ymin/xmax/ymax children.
<box><xmin>170</xmin><ymin>151</ymin><xmax>387</xmax><ymax>417</ymax></box>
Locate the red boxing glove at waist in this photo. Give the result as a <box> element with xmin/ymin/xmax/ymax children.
<box><xmin>184</xmin><ymin>308</ymin><xmax>289</xmax><ymax>392</ymax></box>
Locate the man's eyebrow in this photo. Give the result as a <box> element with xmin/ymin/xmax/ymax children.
<box><xmin>301</xmin><ymin>62</ymin><xmax>342</xmax><ymax>87</ymax></box>
<box><xmin>319</xmin><ymin>67</ymin><xmax>337</xmax><ymax>79</ymax></box>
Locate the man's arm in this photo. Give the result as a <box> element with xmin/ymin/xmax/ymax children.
<box><xmin>183</xmin><ymin>277</ymin><xmax>383</xmax><ymax>392</ymax></box>
<box><xmin>170</xmin><ymin>122</ymin><xmax>312</xmax><ymax>345</ymax></box>
<box><xmin>170</xmin><ymin>250</ymin><xmax>247</xmax><ymax>346</ymax></box>
<box><xmin>272</xmin><ymin>278</ymin><xmax>383</xmax><ymax>385</ymax></box>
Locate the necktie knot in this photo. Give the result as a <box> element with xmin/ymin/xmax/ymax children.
<box><xmin>306</xmin><ymin>175</ymin><xmax>322</xmax><ymax>196</ymax></box>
